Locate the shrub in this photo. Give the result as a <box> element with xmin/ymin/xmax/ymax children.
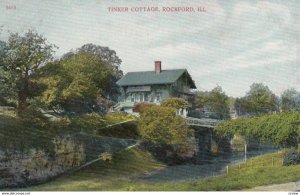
<box><xmin>215</xmin><ymin>112</ymin><xmax>300</xmax><ymax>148</ymax></box>
<box><xmin>139</xmin><ymin>105</ymin><xmax>195</xmax><ymax>163</ymax></box>
<box><xmin>70</xmin><ymin>112</ymin><xmax>107</xmax><ymax>133</ymax></box>
<box><xmin>133</xmin><ymin>103</ymin><xmax>155</xmax><ymax>113</ymax></box>
<box><xmin>99</xmin><ymin>152</ymin><xmax>112</xmax><ymax>162</ymax></box>
<box><xmin>139</xmin><ymin>105</ymin><xmax>192</xmax><ymax>146</ymax></box>
<box><xmin>161</xmin><ymin>97</ymin><xmax>190</xmax><ymax>109</ymax></box>
<box><xmin>105</xmin><ymin>112</ymin><xmax>136</xmax><ymax>123</ymax></box>
<box><xmin>283</xmin><ymin>149</ymin><xmax>300</xmax><ymax>166</ymax></box>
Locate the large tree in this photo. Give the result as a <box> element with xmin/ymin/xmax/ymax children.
<box><xmin>281</xmin><ymin>88</ymin><xmax>300</xmax><ymax>112</ymax></box>
<box><xmin>193</xmin><ymin>86</ymin><xmax>230</xmax><ymax>119</ymax></box>
<box><xmin>61</xmin><ymin>43</ymin><xmax>123</xmax><ymax>101</ymax></box>
<box><xmin>209</xmin><ymin>87</ymin><xmax>230</xmax><ymax>119</ymax></box>
<box><xmin>235</xmin><ymin>83</ymin><xmax>279</xmax><ymax>116</ymax></box>
<box><xmin>0</xmin><ymin>41</ymin><xmax>11</xmax><ymax>101</ymax></box>
<box><xmin>1</xmin><ymin>30</ymin><xmax>56</xmax><ymax>114</ymax></box>
<box><xmin>193</xmin><ymin>91</ymin><xmax>209</xmax><ymax>109</ymax></box>
<box><xmin>234</xmin><ymin>97</ymin><xmax>248</xmax><ymax>116</ymax></box>
<box><xmin>36</xmin><ymin>51</ymin><xmax>117</xmax><ymax>114</ymax></box>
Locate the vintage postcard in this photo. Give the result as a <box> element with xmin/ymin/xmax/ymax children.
<box><xmin>0</xmin><ymin>0</ymin><xmax>300</xmax><ymax>192</ymax></box>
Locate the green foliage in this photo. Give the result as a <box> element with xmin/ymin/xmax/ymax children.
<box><xmin>99</xmin><ymin>152</ymin><xmax>113</xmax><ymax>162</ymax></box>
<box><xmin>215</xmin><ymin>112</ymin><xmax>300</xmax><ymax>147</ymax></box>
<box><xmin>35</xmin><ymin>51</ymin><xmax>118</xmax><ymax>113</ymax></box>
<box><xmin>60</xmin><ymin>44</ymin><xmax>123</xmax><ymax>101</ymax></box>
<box><xmin>234</xmin><ymin>97</ymin><xmax>248</xmax><ymax>116</ymax></box>
<box><xmin>70</xmin><ymin>112</ymin><xmax>108</xmax><ymax>133</ymax></box>
<box><xmin>0</xmin><ymin>107</ymin><xmax>16</xmax><ymax>118</ymax></box>
<box><xmin>1</xmin><ymin>35</ymin><xmax>123</xmax><ymax>115</ymax></box>
<box><xmin>36</xmin><ymin>52</ymin><xmax>115</xmax><ymax>113</ymax></box>
<box><xmin>283</xmin><ymin>149</ymin><xmax>300</xmax><ymax>166</ymax></box>
<box><xmin>193</xmin><ymin>91</ymin><xmax>209</xmax><ymax>109</ymax></box>
<box><xmin>281</xmin><ymin>88</ymin><xmax>300</xmax><ymax>112</ymax></box>
<box><xmin>139</xmin><ymin>105</ymin><xmax>193</xmax><ymax>147</ymax></box>
<box><xmin>235</xmin><ymin>83</ymin><xmax>279</xmax><ymax>116</ymax></box>
<box><xmin>209</xmin><ymin>87</ymin><xmax>230</xmax><ymax>119</ymax></box>
<box><xmin>161</xmin><ymin>97</ymin><xmax>190</xmax><ymax>109</ymax></box>
<box><xmin>0</xmin><ymin>41</ymin><xmax>15</xmax><ymax>101</ymax></box>
<box><xmin>104</xmin><ymin>113</ymin><xmax>136</xmax><ymax>124</ymax></box>
<box><xmin>132</xmin><ymin>103</ymin><xmax>155</xmax><ymax>113</ymax></box>
<box><xmin>0</xmin><ymin>30</ymin><xmax>56</xmax><ymax>114</ymax></box>
<box><xmin>0</xmin><ymin>96</ymin><xmax>16</xmax><ymax>107</ymax></box>
<box><xmin>194</xmin><ymin>86</ymin><xmax>230</xmax><ymax>119</ymax></box>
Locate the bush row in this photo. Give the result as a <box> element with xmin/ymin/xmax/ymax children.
<box><xmin>214</xmin><ymin>112</ymin><xmax>300</xmax><ymax>147</ymax></box>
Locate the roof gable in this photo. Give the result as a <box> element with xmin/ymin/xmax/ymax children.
<box><xmin>117</xmin><ymin>69</ymin><xmax>196</xmax><ymax>88</ymax></box>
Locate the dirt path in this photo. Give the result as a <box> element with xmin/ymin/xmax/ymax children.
<box><xmin>249</xmin><ymin>181</ymin><xmax>300</xmax><ymax>191</ymax></box>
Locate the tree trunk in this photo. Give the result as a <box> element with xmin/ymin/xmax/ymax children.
<box><xmin>17</xmin><ymin>90</ymin><xmax>27</xmax><ymax>115</ymax></box>
<box><xmin>17</xmin><ymin>71</ymin><xmax>29</xmax><ymax>116</ymax></box>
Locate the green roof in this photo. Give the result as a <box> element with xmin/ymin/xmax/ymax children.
<box><xmin>117</xmin><ymin>69</ymin><xmax>196</xmax><ymax>88</ymax></box>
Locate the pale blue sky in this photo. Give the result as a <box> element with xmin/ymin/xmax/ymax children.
<box><xmin>0</xmin><ymin>0</ymin><xmax>299</xmax><ymax>97</ymax></box>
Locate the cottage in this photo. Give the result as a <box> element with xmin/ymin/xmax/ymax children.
<box><xmin>115</xmin><ymin>61</ymin><xmax>196</xmax><ymax>116</ymax></box>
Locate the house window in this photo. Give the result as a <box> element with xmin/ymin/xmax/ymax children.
<box><xmin>180</xmin><ymin>109</ymin><xmax>184</xmax><ymax>115</ymax></box>
<box><xmin>135</xmin><ymin>94</ymin><xmax>139</xmax><ymax>102</ymax></box>
<box><xmin>144</xmin><ymin>93</ymin><xmax>149</xmax><ymax>102</ymax></box>
<box><xmin>139</xmin><ymin>93</ymin><xmax>143</xmax><ymax>102</ymax></box>
<box><xmin>131</xmin><ymin>94</ymin><xmax>135</xmax><ymax>102</ymax></box>
<box><xmin>155</xmin><ymin>93</ymin><xmax>161</xmax><ymax>102</ymax></box>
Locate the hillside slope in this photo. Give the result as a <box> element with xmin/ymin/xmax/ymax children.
<box><xmin>26</xmin><ymin>146</ymin><xmax>165</xmax><ymax>191</ymax></box>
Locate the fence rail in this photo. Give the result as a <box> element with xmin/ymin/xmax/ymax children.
<box><xmin>225</xmin><ymin>155</ymin><xmax>284</xmax><ymax>174</ymax></box>
<box><xmin>186</xmin><ymin>117</ymin><xmax>223</xmax><ymax>128</ymax></box>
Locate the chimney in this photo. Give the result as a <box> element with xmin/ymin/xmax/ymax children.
<box><xmin>155</xmin><ymin>61</ymin><xmax>161</xmax><ymax>74</ymax></box>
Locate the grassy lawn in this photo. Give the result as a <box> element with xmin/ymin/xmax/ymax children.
<box><xmin>22</xmin><ymin>149</ymin><xmax>300</xmax><ymax>191</ymax></box>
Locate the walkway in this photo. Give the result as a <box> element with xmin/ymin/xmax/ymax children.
<box><xmin>249</xmin><ymin>181</ymin><xmax>300</xmax><ymax>191</ymax></box>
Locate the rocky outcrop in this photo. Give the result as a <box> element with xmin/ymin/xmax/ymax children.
<box><xmin>0</xmin><ymin>136</ymin><xmax>85</xmax><ymax>188</ymax></box>
<box><xmin>0</xmin><ymin>133</ymin><xmax>137</xmax><ymax>188</ymax></box>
